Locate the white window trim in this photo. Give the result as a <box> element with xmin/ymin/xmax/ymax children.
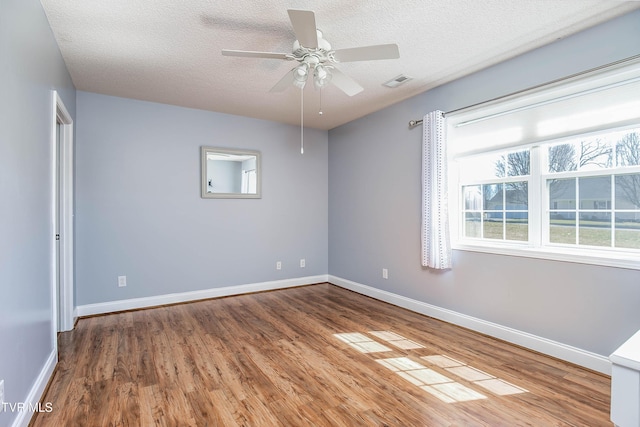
<box><xmin>453</xmin><ymin>240</ymin><xmax>640</xmax><ymax>271</ymax></box>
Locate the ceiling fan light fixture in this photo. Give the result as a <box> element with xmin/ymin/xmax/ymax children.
<box><xmin>292</xmin><ymin>63</ymin><xmax>309</xmax><ymax>89</ymax></box>
<box><xmin>313</xmin><ymin>64</ymin><xmax>332</xmax><ymax>89</ymax></box>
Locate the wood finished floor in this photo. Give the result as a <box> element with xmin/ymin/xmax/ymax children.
<box><xmin>32</xmin><ymin>283</ymin><xmax>612</xmax><ymax>426</ymax></box>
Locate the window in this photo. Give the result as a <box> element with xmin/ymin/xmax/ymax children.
<box><xmin>460</xmin><ymin>150</ymin><xmax>530</xmax><ymax>242</ymax></box>
<box><xmin>545</xmin><ymin>129</ymin><xmax>640</xmax><ymax>250</ymax></box>
<box><xmin>453</xmin><ymin>126</ymin><xmax>640</xmax><ymax>268</ymax></box>
<box><xmin>447</xmin><ymin>57</ymin><xmax>640</xmax><ymax>269</ymax></box>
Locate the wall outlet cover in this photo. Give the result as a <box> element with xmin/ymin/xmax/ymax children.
<box><xmin>118</xmin><ymin>276</ymin><xmax>127</xmax><ymax>287</ymax></box>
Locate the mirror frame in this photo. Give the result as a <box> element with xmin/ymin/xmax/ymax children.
<box><xmin>201</xmin><ymin>146</ymin><xmax>262</xmax><ymax>199</ymax></box>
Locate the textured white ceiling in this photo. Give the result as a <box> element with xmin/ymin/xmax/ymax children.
<box><xmin>40</xmin><ymin>0</ymin><xmax>640</xmax><ymax>130</ymax></box>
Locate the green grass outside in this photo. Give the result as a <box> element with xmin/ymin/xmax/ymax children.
<box><xmin>550</xmin><ymin>218</ymin><xmax>640</xmax><ymax>230</ymax></box>
<box><xmin>465</xmin><ymin>220</ymin><xmax>640</xmax><ymax>249</ymax></box>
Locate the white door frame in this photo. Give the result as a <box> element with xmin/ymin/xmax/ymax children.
<box><xmin>51</xmin><ymin>91</ymin><xmax>75</xmax><ymax>341</ymax></box>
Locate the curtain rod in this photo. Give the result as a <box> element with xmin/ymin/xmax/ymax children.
<box><xmin>407</xmin><ymin>54</ymin><xmax>640</xmax><ymax>129</ymax></box>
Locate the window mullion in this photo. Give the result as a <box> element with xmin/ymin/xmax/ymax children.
<box><xmin>611</xmin><ymin>174</ymin><xmax>616</xmax><ymax>248</ymax></box>
<box><xmin>575</xmin><ymin>178</ymin><xmax>580</xmax><ymax>245</ymax></box>
<box><xmin>502</xmin><ymin>188</ymin><xmax>507</xmax><ymax>241</ymax></box>
<box><xmin>530</xmin><ymin>146</ymin><xmax>542</xmax><ymax>247</ymax></box>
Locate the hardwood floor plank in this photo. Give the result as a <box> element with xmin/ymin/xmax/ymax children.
<box><xmin>110</xmin><ymin>382</ymin><xmax>140</xmax><ymax>427</ymax></box>
<box><xmin>138</xmin><ymin>385</ymin><xmax>159</xmax><ymax>427</ymax></box>
<box><xmin>31</xmin><ymin>283</ymin><xmax>612</xmax><ymax>426</ymax></box>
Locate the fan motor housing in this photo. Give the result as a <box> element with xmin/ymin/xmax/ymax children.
<box><xmin>292</xmin><ymin>30</ymin><xmax>332</xmax><ymax>62</ymax></box>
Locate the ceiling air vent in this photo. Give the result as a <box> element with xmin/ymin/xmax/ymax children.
<box><xmin>383</xmin><ymin>74</ymin><xmax>412</xmax><ymax>88</ymax></box>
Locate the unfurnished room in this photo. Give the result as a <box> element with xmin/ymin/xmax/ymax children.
<box><xmin>2</xmin><ymin>1</ymin><xmax>640</xmax><ymax>426</ymax></box>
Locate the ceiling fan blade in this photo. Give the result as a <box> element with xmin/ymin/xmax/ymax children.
<box><xmin>222</xmin><ymin>49</ymin><xmax>291</xmax><ymax>60</ymax></box>
<box><xmin>269</xmin><ymin>69</ymin><xmax>295</xmax><ymax>92</ymax></box>
<box><xmin>332</xmin><ymin>44</ymin><xmax>400</xmax><ymax>62</ymax></box>
<box><xmin>330</xmin><ymin>67</ymin><xmax>363</xmax><ymax>96</ymax></box>
<box><xmin>287</xmin><ymin>9</ymin><xmax>318</xmax><ymax>49</ymax></box>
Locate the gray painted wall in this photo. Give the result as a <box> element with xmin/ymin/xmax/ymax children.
<box><xmin>0</xmin><ymin>1</ymin><xmax>76</xmax><ymax>426</ymax></box>
<box><xmin>75</xmin><ymin>92</ymin><xmax>328</xmax><ymax>305</ymax></box>
<box><xmin>328</xmin><ymin>10</ymin><xmax>640</xmax><ymax>358</ymax></box>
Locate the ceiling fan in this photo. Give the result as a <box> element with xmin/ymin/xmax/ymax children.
<box><xmin>221</xmin><ymin>9</ymin><xmax>400</xmax><ymax>96</ymax></box>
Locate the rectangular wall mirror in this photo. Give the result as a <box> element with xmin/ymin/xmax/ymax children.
<box><xmin>201</xmin><ymin>147</ymin><xmax>261</xmax><ymax>198</ymax></box>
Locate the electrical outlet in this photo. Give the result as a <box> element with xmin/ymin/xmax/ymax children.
<box><xmin>118</xmin><ymin>276</ymin><xmax>127</xmax><ymax>287</ymax></box>
<box><xmin>276</xmin><ymin>261</ymin><xmax>282</xmax><ymax>270</ymax></box>
<box><xmin>382</xmin><ymin>268</ymin><xmax>388</xmax><ymax>279</ymax></box>
<box><xmin>300</xmin><ymin>258</ymin><xmax>306</xmax><ymax>268</ymax></box>
<box><xmin>0</xmin><ymin>380</ymin><xmax>5</xmax><ymax>413</ymax></box>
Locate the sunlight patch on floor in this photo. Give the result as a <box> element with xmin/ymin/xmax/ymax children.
<box><xmin>333</xmin><ymin>331</ymin><xmax>528</xmax><ymax>401</ymax></box>
<box><xmin>422</xmin><ymin>354</ymin><xmax>465</xmax><ymax>368</ymax></box>
<box><xmin>333</xmin><ymin>332</ymin><xmax>392</xmax><ymax>353</ymax></box>
<box><xmin>376</xmin><ymin>357</ymin><xmax>487</xmax><ymax>403</ymax></box>
<box><xmin>368</xmin><ymin>330</ymin><xmax>425</xmax><ymax>350</ymax></box>
<box><xmin>421</xmin><ymin>355</ymin><xmax>528</xmax><ymax>396</ymax></box>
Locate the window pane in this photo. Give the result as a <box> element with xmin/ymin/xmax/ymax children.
<box><xmin>463</xmin><ymin>185</ymin><xmax>482</xmax><ymax>210</ymax></box>
<box><xmin>579</xmin><ymin>140</ymin><xmax>613</xmax><ymax>171</ymax></box>
<box><xmin>505</xmin><ymin>182</ymin><xmax>528</xmax><ymax>208</ymax></box>
<box><xmin>579</xmin><ymin>176</ymin><xmax>611</xmax><ymax>210</ymax></box>
<box><xmin>506</xmin><ymin>213</ymin><xmax>528</xmax><ymax>241</ymax></box>
<box><xmin>548</xmin><ymin>143</ymin><xmax>577</xmax><ymax>173</ymax></box>
<box><xmin>550</xmin><ymin>213</ymin><xmax>576</xmax><ymax>244</ymax></box>
<box><xmin>616</xmin><ymin>214</ymin><xmax>640</xmax><ymax>249</ymax></box>
<box><xmin>484</xmin><ymin>184</ymin><xmax>503</xmax><ymax>210</ymax></box>
<box><xmin>498</xmin><ymin>150</ymin><xmax>530</xmax><ymax>177</ymax></box>
<box><xmin>459</xmin><ymin>149</ymin><xmax>530</xmax><ymax>181</ymax></box>
<box><xmin>549</xmin><ymin>178</ymin><xmax>575</xmax><ymax>209</ymax></box>
<box><xmin>465</xmin><ymin>213</ymin><xmax>481</xmax><ymax>238</ymax></box>
<box><xmin>615</xmin><ymin>130</ymin><xmax>640</xmax><ymax>167</ymax></box>
<box><xmin>579</xmin><ymin>213</ymin><xmax>611</xmax><ymax>247</ymax></box>
<box><xmin>546</xmin><ymin>130</ymin><xmax>633</xmax><ymax>173</ymax></box>
<box><xmin>615</xmin><ymin>174</ymin><xmax>640</xmax><ymax>209</ymax></box>
<box><xmin>458</xmin><ymin>153</ymin><xmax>504</xmax><ymax>181</ymax></box>
<box><xmin>484</xmin><ymin>213</ymin><xmax>503</xmax><ymax>240</ymax></box>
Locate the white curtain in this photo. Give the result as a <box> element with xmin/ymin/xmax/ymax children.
<box><xmin>422</xmin><ymin>110</ymin><xmax>452</xmax><ymax>269</ymax></box>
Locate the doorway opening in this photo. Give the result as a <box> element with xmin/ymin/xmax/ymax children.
<box><xmin>52</xmin><ymin>91</ymin><xmax>74</xmax><ymax>344</ymax></box>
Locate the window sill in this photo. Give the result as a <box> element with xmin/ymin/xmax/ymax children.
<box><xmin>453</xmin><ymin>241</ymin><xmax>640</xmax><ymax>271</ymax></box>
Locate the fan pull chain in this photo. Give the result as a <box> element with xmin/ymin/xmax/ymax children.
<box><xmin>300</xmin><ymin>87</ymin><xmax>304</xmax><ymax>154</ymax></box>
<box><xmin>319</xmin><ymin>88</ymin><xmax>323</xmax><ymax>115</ymax></box>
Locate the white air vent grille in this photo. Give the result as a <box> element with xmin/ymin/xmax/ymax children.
<box><xmin>383</xmin><ymin>74</ymin><xmax>413</xmax><ymax>88</ymax></box>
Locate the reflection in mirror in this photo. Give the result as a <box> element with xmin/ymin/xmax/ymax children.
<box><xmin>201</xmin><ymin>147</ymin><xmax>261</xmax><ymax>198</ymax></box>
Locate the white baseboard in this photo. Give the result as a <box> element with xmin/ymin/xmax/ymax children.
<box><xmin>76</xmin><ymin>275</ymin><xmax>329</xmax><ymax>317</ymax></box>
<box><xmin>11</xmin><ymin>350</ymin><xmax>57</xmax><ymax>427</ymax></box>
<box><xmin>328</xmin><ymin>275</ymin><xmax>611</xmax><ymax>375</ymax></box>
